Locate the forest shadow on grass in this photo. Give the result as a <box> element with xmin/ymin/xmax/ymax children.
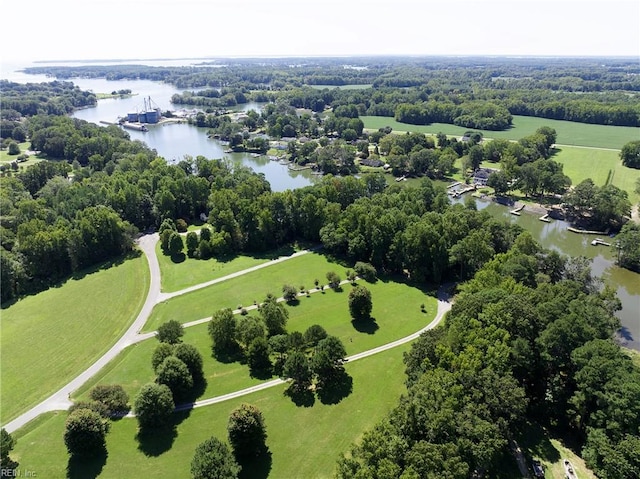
<box><xmin>238</xmin><ymin>449</ymin><xmax>273</xmax><ymax>479</ymax></box>
<box><xmin>66</xmin><ymin>447</ymin><xmax>107</xmax><ymax>479</ymax></box>
<box><xmin>213</xmin><ymin>344</ymin><xmax>244</xmax><ymax>364</ymax></box>
<box><xmin>284</xmin><ymin>384</ymin><xmax>315</xmax><ymax>407</ymax></box>
<box><xmin>170</xmin><ymin>252</ymin><xmax>186</xmax><ymax>263</ymax></box>
<box><xmin>317</xmin><ymin>370</ymin><xmax>353</xmax><ymax>405</ymax></box>
<box><xmin>136</xmin><ymin>409</ymin><xmax>192</xmax><ymax>457</ymax></box>
<box><xmin>517</xmin><ymin>420</ymin><xmax>562</xmax><ymax>464</ymax></box>
<box><xmin>351</xmin><ymin>317</ymin><xmax>379</xmax><ymax>334</ymax></box>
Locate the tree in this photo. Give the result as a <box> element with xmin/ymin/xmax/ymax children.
<box><xmin>348</xmin><ymin>285</ymin><xmax>373</xmax><ymax>321</ymax></box>
<box><xmin>620</xmin><ymin>140</ymin><xmax>640</xmax><ymax>168</ymax></box>
<box><xmin>260</xmin><ymin>294</ymin><xmax>289</xmax><ymax>336</ymax></box>
<box><xmin>152</xmin><ymin>342</ymin><xmax>176</xmax><ymax>372</ymax></box>
<box><xmin>283</xmin><ymin>351</ymin><xmax>312</xmax><ymax>391</ymax></box>
<box><xmin>247</xmin><ymin>336</ymin><xmax>272</xmax><ymax>377</ymax></box>
<box><xmin>167</xmin><ymin>231</ymin><xmax>184</xmax><ymax>256</ymax></box>
<box><xmin>174</xmin><ymin>342</ymin><xmax>205</xmax><ymax>381</ymax></box>
<box><xmin>326</xmin><ymin>271</ymin><xmax>341</xmax><ymax>289</ymax></box>
<box><xmin>615</xmin><ymin>222</ymin><xmax>640</xmax><ymax>272</ymax></box>
<box><xmin>354</xmin><ymin>261</ymin><xmax>377</xmax><ymax>282</ymax></box>
<box><xmin>89</xmin><ymin>384</ymin><xmax>130</xmax><ymax>416</ymax></box>
<box><xmin>156</xmin><ymin>356</ymin><xmax>194</xmax><ymax>402</ymax></box>
<box><xmin>191</xmin><ymin>436</ymin><xmax>240</xmax><ymax>479</ymax></box>
<box><xmin>7</xmin><ymin>142</ymin><xmax>20</xmax><ymax>155</ymax></box>
<box><xmin>1</xmin><ymin>428</ymin><xmax>17</xmax><ymax>470</ymax></box>
<box><xmin>304</xmin><ymin>324</ymin><xmax>328</xmax><ymax>347</ymax></box>
<box><xmin>209</xmin><ymin>309</ymin><xmax>238</xmax><ymax>356</ymax></box>
<box><xmin>156</xmin><ymin>319</ymin><xmax>184</xmax><ymax>344</ymax></box>
<box><xmin>64</xmin><ymin>409</ymin><xmax>109</xmax><ymax>457</ymax></box>
<box><xmin>227</xmin><ymin>403</ymin><xmax>268</xmax><ymax>458</ymax></box>
<box><xmin>134</xmin><ymin>383</ymin><xmax>175</xmax><ymax>429</ymax></box>
<box><xmin>282</xmin><ymin>284</ymin><xmax>298</xmax><ymax>302</ymax></box>
<box><xmin>186</xmin><ymin>231</ymin><xmax>199</xmax><ymax>257</ymax></box>
<box><xmin>236</xmin><ymin>315</ymin><xmax>266</xmax><ymax>350</ymax></box>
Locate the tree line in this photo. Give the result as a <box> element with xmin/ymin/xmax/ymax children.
<box><xmin>21</xmin><ymin>56</ymin><xmax>640</xmax><ymax>127</ymax></box>
<box><xmin>336</xmin><ymin>234</ymin><xmax>640</xmax><ymax>478</ymax></box>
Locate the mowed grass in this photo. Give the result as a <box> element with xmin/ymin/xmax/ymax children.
<box><xmin>73</xmin><ymin>278</ymin><xmax>437</xmax><ymax>405</ymax></box>
<box><xmin>72</xmin><ymin>322</ymin><xmax>264</xmax><ymax>406</ymax></box>
<box><xmin>155</xmin><ymin>241</ymin><xmax>272</xmax><ymax>293</ymax></box>
<box><xmin>518</xmin><ymin>422</ymin><xmax>598</xmax><ymax>479</ymax></box>
<box><xmin>362</xmin><ymin>115</ymin><xmax>640</xmax><ymax>150</ymax></box>
<box><xmin>551</xmin><ymin>146</ymin><xmax>640</xmax><ymax>204</ymax></box>
<box><xmin>0</xmin><ymin>254</ymin><xmax>148</xmax><ymax>423</ymax></box>
<box><xmin>0</xmin><ymin>141</ymin><xmax>43</xmax><ymax>168</ymax></box>
<box><xmin>12</xmin><ymin>344</ymin><xmax>411</xmax><ymax>479</ymax></box>
<box><xmin>143</xmin><ymin>252</ymin><xmax>347</xmax><ymax>332</ymax></box>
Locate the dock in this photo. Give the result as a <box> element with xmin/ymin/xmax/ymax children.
<box><xmin>568</xmin><ymin>226</ymin><xmax>610</xmax><ymax>235</ymax></box>
<box><xmin>539</xmin><ymin>213</ymin><xmax>551</xmax><ymax>222</ymax></box>
<box><xmin>510</xmin><ymin>204</ymin><xmax>525</xmax><ymax>216</ymax></box>
<box><xmin>449</xmin><ymin>185</ymin><xmax>476</xmax><ymax>197</ymax></box>
<box><xmin>591</xmin><ymin>238</ymin><xmax>611</xmax><ymax>247</ymax></box>
<box><xmin>447</xmin><ymin>181</ymin><xmax>461</xmax><ymax>189</ymax></box>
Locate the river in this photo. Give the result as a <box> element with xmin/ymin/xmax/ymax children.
<box><xmin>2</xmin><ymin>60</ymin><xmax>638</xmax><ymax>351</ymax></box>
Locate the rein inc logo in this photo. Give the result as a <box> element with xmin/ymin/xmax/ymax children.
<box><xmin>1</xmin><ymin>469</ymin><xmax>37</xmax><ymax>477</ymax></box>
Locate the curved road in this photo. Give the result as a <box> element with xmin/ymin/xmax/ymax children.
<box><xmin>4</xmin><ymin>235</ymin><xmax>452</xmax><ymax>433</ymax></box>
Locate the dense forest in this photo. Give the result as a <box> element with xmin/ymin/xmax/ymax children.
<box><xmin>23</xmin><ymin>56</ymin><xmax>640</xmax><ymax>127</ymax></box>
<box><xmin>336</xmin><ymin>237</ymin><xmax>640</xmax><ymax>479</ymax></box>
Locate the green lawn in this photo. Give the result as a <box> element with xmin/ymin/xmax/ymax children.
<box><xmin>362</xmin><ymin>115</ymin><xmax>640</xmax><ymax>150</ymax></box>
<box><xmin>72</xmin><ymin>322</ymin><xmax>264</xmax><ymax>407</ymax></box>
<box><xmin>143</xmin><ymin>252</ymin><xmax>348</xmax><ymax>332</ymax></box>
<box><xmin>0</xmin><ymin>254</ymin><xmax>148</xmax><ymax>423</ymax></box>
<box><xmin>11</xmin><ymin>345</ymin><xmax>411</xmax><ymax>479</ymax></box>
<box><xmin>0</xmin><ymin>141</ymin><xmax>43</xmax><ymax>169</ymax></box>
<box><xmin>78</xmin><ymin>278</ymin><xmax>437</xmax><ymax>405</ymax></box>
<box><xmin>517</xmin><ymin>422</ymin><xmax>598</xmax><ymax>479</ymax></box>
<box><xmin>551</xmin><ymin>146</ymin><xmax>640</xmax><ymax>204</ymax></box>
<box><xmin>155</xmin><ymin>241</ymin><xmax>273</xmax><ymax>293</ymax></box>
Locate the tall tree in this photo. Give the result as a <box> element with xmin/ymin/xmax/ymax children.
<box><xmin>227</xmin><ymin>403</ymin><xmax>268</xmax><ymax>458</ymax></box>
<box><xmin>191</xmin><ymin>436</ymin><xmax>240</xmax><ymax>479</ymax></box>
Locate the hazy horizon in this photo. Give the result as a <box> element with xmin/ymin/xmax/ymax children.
<box><xmin>3</xmin><ymin>0</ymin><xmax>638</xmax><ymax>64</ymax></box>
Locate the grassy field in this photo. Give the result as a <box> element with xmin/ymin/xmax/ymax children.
<box><xmin>552</xmin><ymin>145</ymin><xmax>640</xmax><ymax>203</ymax></box>
<box><xmin>143</xmin><ymin>252</ymin><xmax>351</xmax><ymax>332</ymax></box>
<box><xmin>0</xmin><ymin>254</ymin><xmax>148</xmax><ymax>423</ymax></box>
<box><xmin>74</xmin><ymin>278</ymin><xmax>437</xmax><ymax>404</ymax></box>
<box><xmin>362</xmin><ymin>115</ymin><xmax>640</xmax><ymax>150</ymax></box>
<box><xmin>0</xmin><ymin>141</ymin><xmax>42</xmax><ymax>169</ymax></box>
<box><xmin>518</xmin><ymin>422</ymin><xmax>597</xmax><ymax>479</ymax></box>
<box><xmin>155</xmin><ymin>242</ymin><xmax>273</xmax><ymax>292</ymax></box>
<box><xmin>12</xmin><ymin>345</ymin><xmax>411</xmax><ymax>479</ymax></box>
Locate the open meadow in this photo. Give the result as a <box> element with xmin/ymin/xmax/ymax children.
<box><xmin>73</xmin><ymin>276</ymin><xmax>438</xmax><ymax>404</ymax></box>
<box><xmin>0</xmin><ymin>254</ymin><xmax>148</xmax><ymax>423</ymax></box>
<box><xmin>11</xmin><ymin>345</ymin><xmax>410</xmax><ymax>479</ymax></box>
<box><xmin>144</xmin><ymin>252</ymin><xmax>353</xmax><ymax>332</ymax></box>
<box><xmin>362</xmin><ymin>115</ymin><xmax>640</xmax><ymax>150</ymax></box>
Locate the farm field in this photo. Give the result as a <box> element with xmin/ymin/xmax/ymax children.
<box><xmin>551</xmin><ymin>146</ymin><xmax>640</xmax><ymax>203</ymax></box>
<box><xmin>11</xmin><ymin>344</ymin><xmax>411</xmax><ymax>479</ymax></box>
<box><xmin>143</xmin><ymin>252</ymin><xmax>350</xmax><ymax>332</ymax></box>
<box><xmin>362</xmin><ymin>115</ymin><xmax>640</xmax><ymax>150</ymax></box>
<box><xmin>0</xmin><ymin>254</ymin><xmax>148</xmax><ymax>423</ymax></box>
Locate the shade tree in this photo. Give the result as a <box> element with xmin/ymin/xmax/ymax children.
<box><xmin>63</xmin><ymin>409</ymin><xmax>109</xmax><ymax>457</ymax></box>
<box><xmin>191</xmin><ymin>436</ymin><xmax>240</xmax><ymax>479</ymax></box>
<box><xmin>156</xmin><ymin>319</ymin><xmax>184</xmax><ymax>344</ymax></box>
<box><xmin>134</xmin><ymin>383</ymin><xmax>175</xmax><ymax>429</ymax></box>
<box><xmin>227</xmin><ymin>403</ymin><xmax>268</xmax><ymax>459</ymax></box>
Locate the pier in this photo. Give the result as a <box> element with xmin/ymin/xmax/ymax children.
<box><xmin>539</xmin><ymin>213</ymin><xmax>551</xmax><ymax>222</ymax></box>
<box><xmin>567</xmin><ymin>226</ymin><xmax>610</xmax><ymax>235</ymax></box>
<box><xmin>591</xmin><ymin>238</ymin><xmax>611</xmax><ymax>247</ymax></box>
<box><xmin>510</xmin><ymin>204</ymin><xmax>525</xmax><ymax>216</ymax></box>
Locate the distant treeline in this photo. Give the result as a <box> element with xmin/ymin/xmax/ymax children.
<box><xmin>22</xmin><ymin>56</ymin><xmax>640</xmax><ymax>128</ymax></box>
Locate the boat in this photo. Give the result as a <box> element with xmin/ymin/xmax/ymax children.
<box><xmin>121</xmin><ymin>122</ymin><xmax>148</xmax><ymax>132</ymax></box>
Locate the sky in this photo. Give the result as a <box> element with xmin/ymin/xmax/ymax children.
<box><xmin>2</xmin><ymin>0</ymin><xmax>639</xmax><ymax>63</ymax></box>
